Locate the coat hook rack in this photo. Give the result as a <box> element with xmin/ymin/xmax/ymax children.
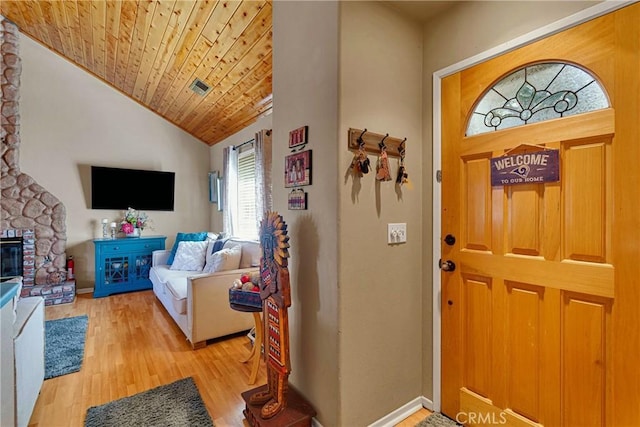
<box><xmin>348</xmin><ymin>128</ymin><xmax>405</xmax><ymax>158</ymax></box>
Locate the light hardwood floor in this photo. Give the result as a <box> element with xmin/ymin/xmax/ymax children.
<box><xmin>32</xmin><ymin>291</ymin><xmax>430</xmax><ymax>426</ymax></box>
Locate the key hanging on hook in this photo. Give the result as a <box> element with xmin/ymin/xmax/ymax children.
<box><xmin>396</xmin><ymin>138</ymin><xmax>409</xmax><ymax>185</ymax></box>
<box><xmin>352</xmin><ymin>128</ymin><xmax>370</xmax><ymax>176</ymax></box>
<box><xmin>376</xmin><ymin>134</ymin><xmax>392</xmax><ymax>181</ymax></box>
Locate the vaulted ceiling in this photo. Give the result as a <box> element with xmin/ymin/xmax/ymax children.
<box><xmin>0</xmin><ymin>0</ymin><xmax>273</xmax><ymax>146</ymax></box>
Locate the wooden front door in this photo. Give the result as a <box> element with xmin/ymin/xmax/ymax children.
<box><xmin>441</xmin><ymin>4</ymin><xmax>639</xmax><ymax>426</ymax></box>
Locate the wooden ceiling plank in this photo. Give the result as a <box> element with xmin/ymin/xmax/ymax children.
<box><xmin>197</xmin><ymin>75</ymin><xmax>271</xmax><ymax>139</ymax></box>
<box><xmin>224</xmin><ymin>106</ymin><xmax>273</xmax><ymax>138</ymax></box>
<box><xmin>39</xmin><ymin>1</ymin><xmax>66</xmax><ymax>55</ymax></box>
<box><xmin>181</xmin><ymin>58</ymin><xmax>271</xmax><ymax>131</ymax></box>
<box><xmin>199</xmin><ymin>86</ymin><xmax>271</xmax><ymax>142</ymax></box>
<box><xmin>220</xmin><ymin>102</ymin><xmax>273</xmax><ymax>137</ymax></box>
<box><xmin>176</xmin><ymin>11</ymin><xmax>271</xmax><ymax>127</ymax></box>
<box><xmin>114</xmin><ymin>0</ymin><xmax>138</xmax><ymax>90</ymax></box>
<box><xmin>62</xmin><ymin>0</ymin><xmax>86</xmax><ymax>65</ymax></box>
<box><xmin>157</xmin><ymin>34</ymin><xmax>213</xmax><ymax>116</ymax></box>
<box><xmin>106</xmin><ymin>32</ymin><xmax>119</xmax><ymax>83</ymax></box>
<box><xmin>6</xmin><ymin>2</ymin><xmax>49</xmax><ymax>56</ymax></box>
<box><xmin>201</xmin><ymin>101</ymin><xmax>272</xmax><ymax>145</ymax></box>
<box><xmin>106</xmin><ymin>0</ymin><xmax>122</xmax><ymax>37</ymax></box>
<box><xmin>184</xmin><ymin>31</ymin><xmax>272</xmax><ymax>131</ymax></box>
<box><xmin>123</xmin><ymin>0</ymin><xmax>158</xmax><ymax>95</ymax></box>
<box><xmin>200</xmin><ymin>0</ymin><xmax>243</xmax><ymax>45</ymax></box>
<box><xmin>77</xmin><ymin>0</ymin><xmax>95</xmax><ymax>76</ymax></box>
<box><xmin>47</xmin><ymin>1</ymin><xmax>74</xmax><ymax>60</ymax></box>
<box><xmin>148</xmin><ymin>0</ymin><xmax>219</xmax><ymax>110</ymax></box>
<box><xmin>132</xmin><ymin>0</ymin><xmax>176</xmax><ymax>101</ymax></box>
<box><xmin>183</xmin><ymin>52</ymin><xmax>271</xmax><ymax>131</ymax></box>
<box><xmin>104</xmin><ymin>0</ymin><xmax>122</xmax><ymax>83</ymax></box>
<box><xmin>188</xmin><ymin>61</ymin><xmax>271</xmax><ymax>132</ymax></box>
<box><xmin>90</xmin><ymin>0</ymin><xmax>107</xmax><ymax>79</ymax></box>
<box><xmin>24</xmin><ymin>0</ymin><xmax>52</xmax><ymax>48</ymax></box>
<box><xmin>212</xmin><ymin>75</ymin><xmax>271</xmax><ymax>123</ymax></box>
<box><xmin>14</xmin><ymin>1</ymin><xmax>37</xmax><ymax>35</ymax></box>
<box><xmin>193</xmin><ymin>91</ymin><xmax>271</xmax><ymax>145</ymax></box>
<box><xmin>11</xmin><ymin>1</ymin><xmax>41</xmax><ymax>45</ymax></box>
<box><xmin>0</xmin><ymin>3</ymin><xmax>27</xmax><ymax>32</ymax></box>
<box><xmin>162</xmin><ymin>0</ymin><xmax>246</xmax><ymax>119</ymax></box>
<box><xmin>142</xmin><ymin>0</ymin><xmax>197</xmax><ymax>104</ymax></box>
<box><xmin>171</xmin><ymin>1</ymin><xmax>270</xmax><ymax>124</ymax></box>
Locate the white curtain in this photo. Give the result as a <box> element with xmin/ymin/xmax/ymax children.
<box><xmin>222</xmin><ymin>145</ymin><xmax>238</xmax><ymax>236</ymax></box>
<box><xmin>254</xmin><ymin>129</ymin><xmax>272</xmax><ymax>229</ymax></box>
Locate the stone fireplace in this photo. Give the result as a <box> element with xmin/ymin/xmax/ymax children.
<box><xmin>1</xmin><ymin>16</ymin><xmax>74</xmax><ymax>305</ymax></box>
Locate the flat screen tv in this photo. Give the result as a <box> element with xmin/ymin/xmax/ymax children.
<box><xmin>91</xmin><ymin>166</ymin><xmax>175</xmax><ymax>211</ymax></box>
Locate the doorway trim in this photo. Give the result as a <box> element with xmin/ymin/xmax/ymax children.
<box><xmin>431</xmin><ymin>0</ymin><xmax>636</xmax><ymax>413</ymax></box>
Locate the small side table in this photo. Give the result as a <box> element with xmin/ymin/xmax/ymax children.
<box><xmin>230</xmin><ymin>303</ymin><xmax>263</xmax><ymax>385</ymax></box>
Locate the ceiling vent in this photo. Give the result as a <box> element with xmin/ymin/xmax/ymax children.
<box><xmin>189</xmin><ymin>78</ymin><xmax>211</xmax><ymax>96</ymax></box>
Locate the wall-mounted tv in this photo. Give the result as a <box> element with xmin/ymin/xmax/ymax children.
<box><xmin>91</xmin><ymin>166</ymin><xmax>175</xmax><ymax>211</ymax></box>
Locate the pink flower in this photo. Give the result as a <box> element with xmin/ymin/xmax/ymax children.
<box><xmin>121</xmin><ymin>222</ymin><xmax>134</xmax><ymax>234</ymax></box>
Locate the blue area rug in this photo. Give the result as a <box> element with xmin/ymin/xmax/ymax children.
<box><xmin>45</xmin><ymin>314</ymin><xmax>88</xmax><ymax>379</ymax></box>
<box><xmin>84</xmin><ymin>377</ymin><xmax>214</xmax><ymax>427</ymax></box>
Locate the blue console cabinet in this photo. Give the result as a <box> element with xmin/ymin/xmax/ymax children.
<box><xmin>93</xmin><ymin>235</ymin><xmax>166</xmax><ymax>298</ymax></box>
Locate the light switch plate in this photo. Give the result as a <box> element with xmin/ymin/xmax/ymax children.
<box><xmin>388</xmin><ymin>223</ymin><xmax>407</xmax><ymax>244</ymax></box>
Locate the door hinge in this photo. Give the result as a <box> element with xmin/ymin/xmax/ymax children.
<box><xmin>436</xmin><ymin>170</ymin><xmax>442</xmax><ymax>183</ymax></box>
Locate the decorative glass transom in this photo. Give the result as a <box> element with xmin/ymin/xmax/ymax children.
<box><xmin>466</xmin><ymin>62</ymin><xmax>609</xmax><ymax>136</ymax></box>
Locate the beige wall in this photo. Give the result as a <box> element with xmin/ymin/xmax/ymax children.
<box><xmin>209</xmin><ymin>114</ymin><xmax>273</xmax><ymax>232</ymax></box>
<box><xmin>272</xmin><ymin>1</ymin><xmax>341</xmax><ymax>425</ymax></box>
<box><xmin>420</xmin><ymin>0</ymin><xmax>601</xmax><ymax>401</ymax></box>
<box><xmin>339</xmin><ymin>2</ymin><xmax>424</xmax><ymax>425</ymax></box>
<box><xmin>19</xmin><ymin>35</ymin><xmax>211</xmax><ymax>292</ymax></box>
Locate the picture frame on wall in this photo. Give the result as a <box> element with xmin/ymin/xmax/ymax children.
<box><xmin>289</xmin><ymin>125</ymin><xmax>308</xmax><ymax>149</ymax></box>
<box><xmin>285</xmin><ymin>150</ymin><xmax>312</xmax><ymax>187</ymax></box>
<box><xmin>208</xmin><ymin>171</ymin><xmax>219</xmax><ymax>203</ymax></box>
<box><xmin>216</xmin><ymin>176</ymin><xmax>224</xmax><ymax>211</ymax></box>
<box><xmin>288</xmin><ymin>189</ymin><xmax>308</xmax><ymax>210</ymax></box>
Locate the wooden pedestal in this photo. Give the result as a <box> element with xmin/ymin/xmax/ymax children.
<box><xmin>242</xmin><ymin>384</ymin><xmax>316</xmax><ymax>427</ymax></box>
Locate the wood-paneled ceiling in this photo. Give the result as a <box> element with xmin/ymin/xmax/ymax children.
<box><xmin>0</xmin><ymin>0</ymin><xmax>273</xmax><ymax>146</ymax></box>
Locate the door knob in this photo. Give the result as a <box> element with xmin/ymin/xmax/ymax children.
<box><xmin>439</xmin><ymin>259</ymin><xmax>456</xmax><ymax>272</ymax></box>
<box><xmin>444</xmin><ymin>234</ymin><xmax>456</xmax><ymax>246</ymax></box>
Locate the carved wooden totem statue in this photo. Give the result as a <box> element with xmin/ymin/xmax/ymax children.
<box><xmin>249</xmin><ymin>211</ymin><xmax>292</xmax><ymax>419</ymax></box>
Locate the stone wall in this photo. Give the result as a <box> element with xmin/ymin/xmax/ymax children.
<box><xmin>1</xmin><ymin>16</ymin><xmax>68</xmax><ymax>286</ymax></box>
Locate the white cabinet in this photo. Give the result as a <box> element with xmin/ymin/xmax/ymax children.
<box><xmin>13</xmin><ymin>296</ymin><xmax>44</xmax><ymax>427</ymax></box>
<box><xmin>0</xmin><ymin>280</ymin><xmax>44</xmax><ymax>427</ymax></box>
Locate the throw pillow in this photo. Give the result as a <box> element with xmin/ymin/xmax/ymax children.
<box><xmin>167</xmin><ymin>231</ymin><xmax>208</xmax><ymax>265</ymax></box>
<box><xmin>211</xmin><ymin>236</ymin><xmax>229</xmax><ymax>254</ymax></box>
<box><xmin>202</xmin><ymin>245</ymin><xmax>242</xmax><ymax>273</ymax></box>
<box><xmin>169</xmin><ymin>241</ymin><xmax>209</xmax><ymax>271</ymax></box>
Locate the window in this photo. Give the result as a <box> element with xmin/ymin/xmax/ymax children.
<box><xmin>222</xmin><ymin>130</ymin><xmax>271</xmax><ymax>240</ymax></box>
<box><xmin>467</xmin><ymin>62</ymin><xmax>609</xmax><ymax>136</ymax></box>
<box><xmin>236</xmin><ymin>147</ymin><xmax>257</xmax><ymax>239</ymax></box>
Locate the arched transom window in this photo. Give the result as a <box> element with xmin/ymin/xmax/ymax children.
<box><xmin>466</xmin><ymin>62</ymin><xmax>609</xmax><ymax>136</ymax></box>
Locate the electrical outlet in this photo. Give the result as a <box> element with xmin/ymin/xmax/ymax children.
<box><xmin>388</xmin><ymin>223</ymin><xmax>407</xmax><ymax>244</ymax></box>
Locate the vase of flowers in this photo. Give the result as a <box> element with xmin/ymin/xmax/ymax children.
<box><xmin>120</xmin><ymin>207</ymin><xmax>150</xmax><ymax>238</ymax></box>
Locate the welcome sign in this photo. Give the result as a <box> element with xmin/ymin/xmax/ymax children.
<box><xmin>491</xmin><ymin>149</ymin><xmax>560</xmax><ymax>186</ymax></box>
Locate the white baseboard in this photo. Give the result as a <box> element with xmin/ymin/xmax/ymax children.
<box><xmin>76</xmin><ymin>287</ymin><xmax>93</xmax><ymax>294</ymax></box>
<box><xmin>368</xmin><ymin>396</ymin><xmax>434</xmax><ymax>427</ymax></box>
<box><xmin>421</xmin><ymin>396</ymin><xmax>434</xmax><ymax>411</ymax></box>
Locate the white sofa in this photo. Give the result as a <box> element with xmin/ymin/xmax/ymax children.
<box><xmin>150</xmin><ymin>238</ymin><xmax>259</xmax><ymax>349</ymax></box>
